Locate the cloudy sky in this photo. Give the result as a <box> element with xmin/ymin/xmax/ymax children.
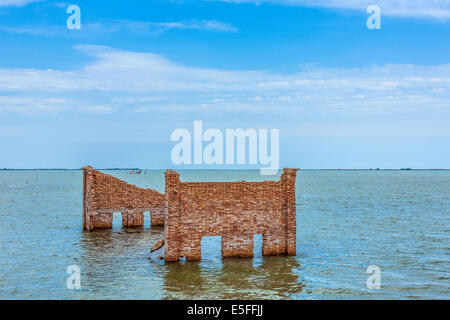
<box><xmin>0</xmin><ymin>0</ymin><xmax>449</xmax><ymax>169</ymax></box>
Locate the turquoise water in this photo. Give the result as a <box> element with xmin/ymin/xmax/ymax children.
<box><xmin>0</xmin><ymin>169</ymin><xmax>448</xmax><ymax>299</ymax></box>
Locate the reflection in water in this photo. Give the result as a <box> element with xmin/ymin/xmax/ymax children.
<box><xmin>79</xmin><ymin>226</ymin><xmax>304</xmax><ymax>299</ymax></box>
<box><xmin>162</xmin><ymin>256</ymin><xmax>304</xmax><ymax>299</ymax></box>
<box><xmin>78</xmin><ymin>226</ymin><xmax>166</xmax><ymax>299</ymax></box>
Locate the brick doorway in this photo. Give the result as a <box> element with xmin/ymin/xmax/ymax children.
<box><xmin>253</xmin><ymin>234</ymin><xmax>263</xmax><ymax>257</ymax></box>
<box><xmin>112</xmin><ymin>212</ymin><xmax>122</xmax><ymax>229</ymax></box>
<box><xmin>143</xmin><ymin>211</ymin><xmax>151</xmax><ymax>228</ymax></box>
<box><xmin>200</xmin><ymin>236</ymin><xmax>222</xmax><ymax>262</ymax></box>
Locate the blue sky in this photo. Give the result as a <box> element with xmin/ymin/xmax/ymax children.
<box><xmin>0</xmin><ymin>0</ymin><xmax>449</xmax><ymax>169</ymax></box>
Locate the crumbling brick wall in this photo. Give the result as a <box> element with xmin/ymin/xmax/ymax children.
<box><xmin>163</xmin><ymin>168</ymin><xmax>298</xmax><ymax>261</ymax></box>
<box><xmin>82</xmin><ymin>166</ymin><xmax>165</xmax><ymax>230</ymax></box>
<box><xmin>82</xmin><ymin>166</ymin><xmax>298</xmax><ymax>261</ymax></box>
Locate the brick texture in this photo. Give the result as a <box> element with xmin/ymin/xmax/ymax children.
<box><xmin>163</xmin><ymin>168</ymin><xmax>298</xmax><ymax>261</ymax></box>
<box><xmin>82</xmin><ymin>166</ymin><xmax>298</xmax><ymax>261</ymax></box>
<box><xmin>82</xmin><ymin>166</ymin><xmax>165</xmax><ymax>230</ymax></box>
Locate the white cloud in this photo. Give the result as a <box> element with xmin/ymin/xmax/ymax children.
<box><xmin>0</xmin><ymin>96</ymin><xmax>69</xmax><ymax>114</ymax></box>
<box><xmin>0</xmin><ymin>45</ymin><xmax>448</xmax><ymax>115</ymax></box>
<box><xmin>144</xmin><ymin>19</ymin><xmax>238</xmax><ymax>33</ymax></box>
<box><xmin>0</xmin><ymin>19</ymin><xmax>238</xmax><ymax>37</ymax></box>
<box><xmin>0</xmin><ymin>0</ymin><xmax>41</xmax><ymax>7</ymax></box>
<box><xmin>77</xmin><ymin>105</ymin><xmax>113</xmax><ymax>114</ymax></box>
<box><xmin>48</xmin><ymin>2</ymin><xmax>69</xmax><ymax>8</ymax></box>
<box><xmin>217</xmin><ymin>0</ymin><xmax>450</xmax><ymax>19</ymax></box>
<box><xmin>96</xmin><ymin>19</ymin><xmax>238</xmax><ymax>34</ymax></box>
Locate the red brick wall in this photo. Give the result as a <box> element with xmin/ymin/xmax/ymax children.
<box><xmin>164</xmin><ymin>168</ymin><xmax>298</xmax><ymax>261</ymax></box>
<box><xmin>82</xmin><ymin>166</ymin><xmax>299</xmax><ymax>262</ymax></box>
<box><xmin>82</xmin><ymin>166</ymin><xmax>165</xmax><ymax>230</ymax></box>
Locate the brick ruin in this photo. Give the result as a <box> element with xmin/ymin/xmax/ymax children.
<box><xmin>162</xmin><ymin>169</ymin><xmax>298</xmax><ymax>261</ymax></box>
<box><xmin>82</xmin><ymin>166</ymin><xmax>298</xmax><ymax>261</ymax></box>
<box><xmin>82</xmin><ymin>166</ymin><xmax>165</xmax><ymax>231</ymax></box>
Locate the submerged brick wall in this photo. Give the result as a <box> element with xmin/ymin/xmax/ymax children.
<box><xmin>82</xmin><ymin>166</ymin><xmax>298</xmax><ymax>261</ymax></box>
<box><xmin>82</xmin><ymin>166</ymin><xmax>165</xmax><ymax>230</ymax></box>
<box><xmin>164</xmin><ymin>168</ymin><xmax>298</xmax><ymax>261</ymax></box>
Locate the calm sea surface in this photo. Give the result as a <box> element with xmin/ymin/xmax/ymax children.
<box><xmin>0</xmin><ymin>169</ymin><xmax>448</xmax><ymax>299</ymax></box>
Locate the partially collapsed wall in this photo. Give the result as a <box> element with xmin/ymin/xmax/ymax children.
<box><xmin>163</xmin><ymin>168</ymin><xmax>298</xmax><ymax>261</ymax></box>
<box><xmin>82</xmin><ymin>166</ymin><xmax>165</xmax><ymax>230</ymax></box>
<box><xmin>82</xmin><ymin>166</ymin><xmax>298</xmax><ymax>261</ymax></box>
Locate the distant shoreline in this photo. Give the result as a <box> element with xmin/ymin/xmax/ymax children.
<box><xmin>1</xmin><ymin>168</ymin><xmax>449</xmax><ymax>171</ymax></box>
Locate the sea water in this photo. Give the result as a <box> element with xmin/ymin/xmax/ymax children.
<box><xmin>0</xmin><ymin>169</ymin><xmax>448</xmax><ymax>299</ymax></box>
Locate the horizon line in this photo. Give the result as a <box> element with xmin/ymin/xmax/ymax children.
<box><xmin>1</xmin><ymin>168</ymin><xmax>449</xmax><ymax>171</ymax></box>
